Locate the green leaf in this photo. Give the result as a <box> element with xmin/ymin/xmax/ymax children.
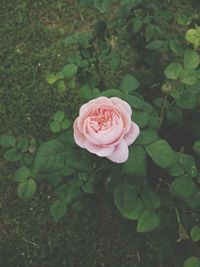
<box><xmin>191</xmin><ymin>225</ymin><xmax>200</xmax><ymax>241</ymax></box>
<box><xmin>166</xmin><ymin>107</ymin><xmax>183</xmax><ymax>123</ymax></box>
<box><xmin>169</xmin><ymin>152</ymin><xmax>198</xmax><ymax>178</ymax></box>
<box><xmin>124</xmin><ymin>95</ymin><xmax>143</xmax><ymax>109</ymax></box>
<box><xmin>124</xmin><ymin>146</ymin><xmax>147</xmax><ymax>180</ymax></box>
<box><xmin>137</xmin><ymin>209</ymin><xmax>160</xmax><ymax>233</ymax></box>
<box><xmin>185</xmin><ymin>28</ymin><xmax>200</xmax><ymax>46</ymax></box>
<box><xmin>193</xmin><ymin>141</ymin><xmax>200</xmax><ymax>156</ymax></box>
<box><xmin>99</xmin><ymin>89</ymin><xmax>122</xmax><ymax>98</ymax></box>
<box><xmin>146</xmin><ymin>140</ymin><xmax>175</xmax><ymax>169</ymax></box>
<box><xmin>17</xmin><ymin>179</ymin><xmax>36</xmax><ymax>200</ymax></box>
<box><xmin>15</xmin><ymin>166</ymin><xmax>31</xmax><ymax>182</ymax></box>
<box><xmin>50</xmin><ymin>121</ymin><xmax>61</xmax><ymax>133</ymax></box>
<box><xmin>188</xmin><ymin>81</ymin><xmax>200</xmax><ymax>94</ymax></box>
<box><xmin>132</xmin><ymin>18</ymin><xmax>143</xmax><ymax>33</ymax></box>
<box><xmin>17</xmin><ymin>136</ymin><xmax>29</xmax><ymax>152</ymax></box>
<box><xmin>53</xmin><ymin>111</ymin><xmax>65</xmax><ymax>122</ymax></box>
<box><xmin>120</xmin><ymin>74</ymin><xmax>140</xmax><ymax>93</ymax></box>
<box><xmin>33</xmin><ymin>140</ymin><xmax>67</xmax><ymax>173</ymax></box>
<box><xmin>170</xmin><ymin>175</ymin><xmax>196</xmax><ymax>199</ymax></box>
<box><xmin>169</xmin><ymin>39</ymin><xmax>183</xmax><ymax>55</ymax></box>
<box><xmin>184</xmin><ymin>49</ymin><xmax>200</xmax><ymax>69</ymax></box>
<box><xmin>136</xmin><ymin>128</ymin><xmax>159</xmax><ymax>145</ymax></box>
<box><xmin>93</xmin><ymin>0</ymin><xmax>111</xmax><ymax>13</ymax></box>
<box><xmin>146</xmin><ymin>40</ymin><xmax>165</xmax><ymax>50</ymax></box>
<box><xmin>61</xmin><ymin>119</ymin><xmax>71</xmax><ymax>130</ymax></box>
<box><xmin>183</xmin><ymin>257</ymin><xmax>200</xmax><ymax>267</ymax></box>
<box><xmin>164</xmin><ymin>63</ymin><xmax>183</xmax><ymax>80</ymax></box>
<box><xmin>4</xmin><ymin>148</ymin><xmax>21</xmax><ymax>162</ymax></box>
<box><xmin>47</xmin><ymin>171</ymin><xmax>63</xmax><ymax>187</ymax></box>
<box><xmin>66</xmin><ymin>149</ymin><xmax>92</xmax><ymax>173</ymax></box>
<box><xmin>50</xmin><ymin>199</ymin><xmax>67</xmax><ymax>222</ymax></box>
<box><xmin>114</xmin><ymin>181</ymin><xmax>144</xmax><ymax>220</ymax></box>
<box><xmin>176</xmin><ymin>92</ymin><xmax>197</xmax><ymax>110</ymax></box>
<box><xmin>46</xmin><ymin>73</ymin><xmax>58</xmax><ymax>84</ymax></box>
<box><xmin>148</xmin><ymin>115</ymin><xmax>159</xmax><ymax>129</ymax></box>
<box><xmin>133</xmin><ymin>111</ymin><xmax>149</xmax><ymax>129</ymax></box>
<box><xmin>139</xmin><ymin>186</ymin><xmax>161</xmax><ymax>210</ymax></box>
<box><xmin>0</xmin><ymin>134</ymin><xmax>16</xmax><ymax>147</ymax></box>
<box><xmin>62</xmin><ymin>63</ymin><xmax>78</xmax><ymax>79</ymax></box>
<box><xmin>180</xmin><ymin>69</ymin><xmax>198</xmax><ymax>85</ymax></box>
<box><xmin>80</xmin><ymin>85</ymin><xmax>93</xmax><ymax>100</ymax></box>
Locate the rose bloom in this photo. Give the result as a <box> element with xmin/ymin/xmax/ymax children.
<box><xmin>73</xmin><ymin>97</ymin><xmax>140</xmax><ymax>163</ymax></box>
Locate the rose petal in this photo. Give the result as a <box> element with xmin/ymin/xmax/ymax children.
<box><xmin>79</xmin><ymin>97</ymin><xmax>113</xmax><ymax>116</ymax></box>
<box><xmin>84</xmin><ymin>114</ymin><xmax>124</xmax><ymax>145</ymax></box>
<box><xmin>114</xmin><ymin>103</ymin><xmax>131</xmax><ymax>133</ymax></box>
<box><xmin>107</xmin><ymin>139</ymin><xmax>129</xmax><ymax>163</ymax></box>
<box><xmin>84</xmin><ymin>140</ymin><xmax>115</xmax><ymax>157</ymax></box>
<box><xmin>73</xmin><ymin>118</ymin><xmax>86</xmax><ymax>148</ymax></box>
<box><xmin>124</xmin><ymin>121</ymin><xmax>140</xmax><ymax>146</ymax></box>
<box><xmin>111</xmin><ymin>97</ymin><xmax>132</xmax><ymax>116</ymax></box>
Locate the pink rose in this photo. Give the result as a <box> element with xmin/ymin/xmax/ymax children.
<box><xmin>73</xmin><ymin>96</ymin><xmax>140</xmax><ymax>163</ymax></box>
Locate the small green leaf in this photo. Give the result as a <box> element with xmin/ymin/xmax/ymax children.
<box><xmin>183</xmin><ymin>256</ymin><xmax>200</xmax><ymax>267</ymax></box>
<box><xmin>61</xmin><ymin>119</ymin><xmax>71</xmax><ymax>129</ymax></box>
<box><xmin>80</xmin><ymin>85</ymin><xmax>93</xmax><ymax>100</ymax></box>
<box><xmin>132</xmin><ymin>18</ymin><xmax>143</xmax><ymax>33</ymax></box>
<box><xmin>62</xmin><ymin>63</ymin><xmax>78</xmax><ymax>79</ymax></box>
<box><xmin>164</xmin><ymin>63</ymin><xmax>183</xmax><ymax>80</ymax></box>
<box><xmin>0</xmin><ymin>134</ymin><xmax>16</xmax><ymax>147</ymax></box>
<box><xmin>193</xmin><ymin>141</ymin><xmax>200</xmax><ymax>156</ymax></box>
<box><xmin>133</xmin><ymin>111</ymin><xmax>149</xmax><ymax>129</ymax></box>
<box><xmin>17</xmin><ymin>136</ymin><xmax>29</xmax><ymax>152</ymax></box>
<box><xmin>125</xmin><ymin>95</ymin><xmax>143</xmax><ymax>109</ymax></box>
<box><xmin>137</xmin><ymin>209</ymin><xmax>160</xmax><ymax>233</ymax></box>
<box><xmin>170</xmin><ymin>175</ymin><xmax>196</xmax><ymax>199</ymax></box>
<box><xmin>169</xmin><ymin>152</ymin><xmax>198</xmax><ymax>178</ymax></box>
<box><xmin>120</xmin><ymin>74</ymin><xmax>140</xmax><ymax>93</ymax></box>
<box><xmin>93</xmin><ymin>0</ymin><xmax>111</xmax><ymax>13</ymax></box>
<box><xmin>50</xmin><ymin>199</ymin><xmax>67</xmax><ymax>222</ymax></box>
<box><xmin>169</xmin><ymin>39</ymin><xmax>183</xmax><ymax>55</ymax></box>
<box><xmin>46</xmin><ymin>73</ymin><xmax>58</xmax><ymax>84</ymax></box>
<box><xmin>136</xmin><ymin>128</ymin><xmax>159</xmax><ymax>145</ymax></box>
<box><xmin>4</xmin><ymin>148</ymin><xmax>21</xmax><ymax>162</ymax></box>
<box><xmin>191</xmin><ymin>225</ymin><xmax>200</xmax><ymax>241</ymax></box>
<box><xmin>17</xmin><ymin>179</ymin><xmax>36</xmax><ymax>200</ymax></box>
<box><xmin>50</xmin><ymin>121</ymin><xmax>61</xmax><ymax>133</ymax></box>
<box><xmin>180</xmin><ymin>69</ymin><xmax>198</xmax><ymax>85</ymax></box>
<box><xmin>184</xmin><ymin>49</ymin><xmax>200</xmax><ymax>69</ymax></box>
<box><xmin>53</xmin><ymin>111</ymin><xmax>65</xmax><ymax>122</ymax></box>
<box><xmin>146</xmin><ymin>140</ymin><xmax>175</xmax><ymax>169</ymax></box>
<box><xmin>139</xmin><ymin>186</ymin><xmax>161</xmax><ymax>210</ymax></box>
<box><xmin>146</xmin><ymin>40</ymin><xmax>165</xmax><ymax>50</ymax></box>
<box><xmin>15</xmin><ymin>166</ymin><xmax>31</xmax><ymax>182</ymax></box>
<box><xmin>185</xmin><ymin>28</ymin><xmax>200</xmax><ymax>47</ymax></box>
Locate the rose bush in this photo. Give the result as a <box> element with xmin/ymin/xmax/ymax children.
<box><xmin>73</xmin><ymin>96</ymin><xmax>140</xmax><ymax>163</ymax></box>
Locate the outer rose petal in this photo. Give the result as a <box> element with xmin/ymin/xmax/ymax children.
<box><xmin>111</xmin><ymin>97</ymin><xmax>132</xmax><ymax>116</ymax></box>
<box><xmin>73</xmin><ymin>118</ymin><xmax>86</xmax><ymax>148</ymax></box>
<box><xmin>84</xmin><ymin>140</ymin><xmax>115</xmax><ymax>157</ymax></box>
<box><xmin>124</xmin><ymin>121</ymin><xmax>140</xmax><ymax>146</ymax></box>
<box><xmin>107</xmin><ymin>139</ymin><xmax>128</xmax><ymax>163</ymax></box>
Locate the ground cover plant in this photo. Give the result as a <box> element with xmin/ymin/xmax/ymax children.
<box><xmin>1</xmin><ymin>0</ymin><xmax>200</xmax><ymax>266</ymax></box>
